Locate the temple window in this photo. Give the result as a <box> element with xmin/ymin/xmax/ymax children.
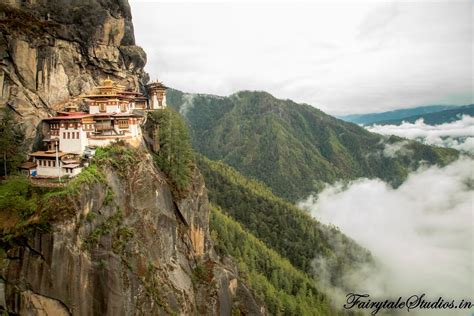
<box><xmin>118</xmin><ymin>120</ymin><xmax>129</xmax><ymax>128</ymax></box>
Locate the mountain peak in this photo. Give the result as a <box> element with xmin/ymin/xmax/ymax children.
<box><xmin>168</xmin><ymin>89</ymin><xmax>458</xmax><ymax>201</ymax></box>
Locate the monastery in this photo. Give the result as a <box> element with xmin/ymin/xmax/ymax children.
<box><xmin>20</xmin><ymin>78</ymin><xmax>168</xmax><ymax>178</ymax></box>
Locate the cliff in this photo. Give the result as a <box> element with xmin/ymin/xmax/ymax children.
<box><xmin>0</xmin><ymin>1</ymin><xmax>264</xmax><ymax>314</ymax></box>
<box><xmin>0</xmin><ymin>0</ymin><xmax>147</xmax><ymax>142</ymax></box>
<box><xmin>0</xmin><ymin>143</ymin><xmax>263</xmax><ymax>315</ymax></box>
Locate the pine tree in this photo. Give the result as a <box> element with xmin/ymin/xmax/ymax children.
<box><xmin>0</xmin><ymin>108</ymin><xmax>26</xmax><ymax>177</ymax></box>
<box><xmin>148</xmin><ymin>109</ymin><xmax>194</xmax><ymax>195</ymax></box>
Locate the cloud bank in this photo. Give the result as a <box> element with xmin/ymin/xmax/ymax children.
<box><xmin>367</xmin><ymin>115</ymin><xmax>474</xmax><ymax>153</ymax></box>
<box><xmin>299</xmin><ymin>158</ymin><xmax>473</xmax><ymax>312</ymax></box>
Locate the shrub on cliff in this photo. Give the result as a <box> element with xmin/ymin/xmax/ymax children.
<box><xmin>0</xmin><ymin>164</ymin><xmax>106</xmax><ymax>247</ymax></box>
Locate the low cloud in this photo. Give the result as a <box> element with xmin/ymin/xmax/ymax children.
<box><xmin>299</xmin><ymin>158</ymin><xmax>473</xmax><ymax>314</ymax></box>
<box><xmin>367</xmin><ymin>115</ymin><xmax>474</xmax><ymax>153</ymax></box>
<box><xmin>382</xmin><ymin>140</ymin><xmax>414</xmax><ymax>158</ymax></box>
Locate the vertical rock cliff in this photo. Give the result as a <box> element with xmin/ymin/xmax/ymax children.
<box><xmin>0</xmin><ymin>1</ymin><xmax>264</xmax><ymax>314</ymax></box>
<box><xmin>0</xmin><ymin>0</ymin><xmax>147</xmax><ymax>141</ymax></box>
<box><xmin>1</xmin><ymin>144</ymin><xmax>263</xmax><ymax>315</ymax></box>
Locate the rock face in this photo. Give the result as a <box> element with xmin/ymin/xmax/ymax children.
<box><xmin>1</xmin><ymin>145</ymin><xmax>264</xmax><ymax>315</ymax></box>
<box><xmin>0</xmin><ymin>0</ymin><xmax>148</xmax><ymax>142</ymax></box>
<box><xmin>0</xmin><ymin>1</ymin><xmax>264</xmax><ymax>314</ymax></box>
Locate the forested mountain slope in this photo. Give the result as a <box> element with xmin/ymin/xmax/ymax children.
<box><xmin>210</xmin><ymin>206</ymin><xmax>345</xmax><ymax>315</ymax></box>
<box><xmin>169</xmin><ymin>89</ymin><xmax>458</xmax><ymax>201</ymax></box>
<box><xmin>197</xmin><ymin>155</ymin><xmax>372</xmax><ymax>284</ymax></box>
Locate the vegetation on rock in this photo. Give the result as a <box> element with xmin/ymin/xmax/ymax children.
<box><xmin>94</xmin><ymin>141</ymin><xmax>140</xmax><ymax>177</ymax></box>
<box><xmin>147</xmin><ymin>109</ymin><xmax>194</xmax><ymax>196</ymax></box>
<box><xmin>0</xmin><ymin>149</ymin><xmax>107</xmax><ymax>249</ymax></box>
<box><xmin>0</xmin><ymin>172</ymin><xmax>104</xmax><ymax>251</ymax></box>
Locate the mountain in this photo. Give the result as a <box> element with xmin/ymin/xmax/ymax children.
<box><xmin>371</xmin><ymin>104</ymin><xmax>474</xmax><ymax>126</ymax></box>
<box><xmin>199</xmin><ymin>155</ymin><xmax>372</xmax><ymax>279</ymax></box>
<box><xmin>1</xmin><ymin>2</ymin><xmax>267</xmax><ymax>314</ymax></box>
<box><xmin>0</xmin><ymin>141</ymin><xmax>265</xmax><ymax>315</ymax></box>
<box><xmin>0</xmin><ymin>1</ymin><xmax>464</xmax><ymax>314</ymax></box>
<box><xmin>0</xmin><ymin>0</ymin><xmax>147</xmax><ymax>144</ymax></box>
<box><xmin>339</xmin><ymin>105</ymin><xmax>462</xmax><ymax>125</ymax></box>
<box><xmin>0</xmin><ymin>114</ymin><xmax>269</xmax><ymax>314</ymax></box>
<box><xmin>168</xmin><ymin>89</ymin><xmax>458</xmax><ymax>202</ymax></box>
<box><xmin>210</xmin><ymin>205</ymin><xmax>343</xmax><ymax>315</ymax></box>
<box><xmin>202</xmin><ymin>154</ymin><xmax>372</xmax><ymax>314</ymax></box>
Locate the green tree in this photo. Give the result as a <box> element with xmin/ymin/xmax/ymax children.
<box><xmin>147</xmin><ymin>109</ymin><xmax>194</xmax><ymax>195</ymax></box>
<box><xmin>0</xmin><ymin>107</ymin><xmax>27</xmax><ymax>177</ymax></box>
<box><xmin>198</xmin><ymin>155</ymin><xmax>373</xmax><ymax>286</ymax></box>
<box><xmin>210</xmin><ymin>205</ymin><xmax>343</xmax><ymax>315</ymax></box>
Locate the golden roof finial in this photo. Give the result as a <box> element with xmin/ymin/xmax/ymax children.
<box><xmin>103</xmin><ymin>76</ymin><xmax>114</xmax><ymax>87</ymax></box>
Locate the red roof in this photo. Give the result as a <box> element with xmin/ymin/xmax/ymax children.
<box><xmin>87</xmin><ymin>112</ymin><xmax>142</xmax><ymax>118</ymax></box>
<box><xmin>112</xmin><ymin>113</ymin><xmax>143</xmax><ymax>117</ymax></box>
<box><xmin>19</xmin><ymin>161</ymin><xmax>37</xmax><ymax>169</ymax></box>
<box><xmin>44</xmin><ymin>113</ymin><xmax>92</xmax><ymax>120</ymax></box>
<box><xmin>43</xmin><ymin>111</ymin><xmax>143</xmax><ymax>121</ymax></box>
<box><xmin>57</xmin><ymin>111</ymin><xmax>88</xmax><ymax>116</ymax></box>
<box><xmin>85</xmin><ymin>94</ymin><xmax>134</xmax><ymax>100</ymax></box>
<box><xmin>30</xmin><ymin>151</ymin><xmax>69</xmax><ymax>158</ymax></box>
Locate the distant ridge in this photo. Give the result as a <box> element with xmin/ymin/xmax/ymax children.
<box><xmin>339</xmin><ymin>104</ymin><xmax>463</xmax><ymax>125</ymax></box>
<box><xmin>369</xmin><ymin>104</ymin><xmax>474</xmax><ymax>126</ymax></box>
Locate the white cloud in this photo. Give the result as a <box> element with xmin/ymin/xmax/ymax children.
<box><xmin>129</xmin><ymin>1</ymin><xmax>472</xmax><ymax>115</ymax></box>
<box><xmin>367</xmin><ymin>115</ymin><xmax>474</xmax><ymax>153</ymax></box>
<box><xmin>298</xmin><ymin>157</ymin><xmax>474</xmax><ymax>314</ymax></box>
<box><xmin>382</xmin><ymin>140</ymin><xmax>413</xmax><ymax>158</ymax></box>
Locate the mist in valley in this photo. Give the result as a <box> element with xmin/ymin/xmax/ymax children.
<box><xmin>367</xmin><ymin>115</ymin><xmax>474</xmax><ymax>154</ymax></box>
<box><xmin>299</xmin><ymin>157</ymin><xmax>473</xmax><ymax>314</ymax></box>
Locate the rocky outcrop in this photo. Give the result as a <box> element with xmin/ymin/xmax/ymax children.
<box><xmin>19</xmin><ymin>291</ymin><xmax>70</xmax><ymax>316</ymax></box>
<box><xmin>0</xmin><ymin>0</ymin><xmax>148</xmax><ymax>142</ymax></box>
<box><xmin>0</xmin><ymin>144</ymin><xmax>264</xmax><ymax>315</ymax></box>
<box><xmin>0</xmin><ymin>1</ymin><xmax>265</xmax><ymax>314</ymax></box>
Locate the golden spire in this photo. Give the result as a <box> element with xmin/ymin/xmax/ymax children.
<box><xmin>103</xmin><ymin>76</ymin><xmax>114</xmax><ymax>87</ymax></box>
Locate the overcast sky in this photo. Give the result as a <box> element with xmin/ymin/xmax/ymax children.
<box><xmin>129</xmin><ymin>0</ymin><xmax>472</xmax><ymax>115</ymax></box>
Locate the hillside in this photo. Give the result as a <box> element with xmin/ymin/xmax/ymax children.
<box><xmin>0</xmin><ymin>141</ymin><xmax>266</xmax><ymax>314</ymax></box>
<box><xmin>168</xmin><ymin>89</ymin><xmax>458</xmax><ymax>201</ymax></box>
<box><xmin>197</xmin><ymin>155</ymin><xmax>372</xmax><ymax>284</ymax></box>
<box><xmin>210</xmin><ymin>205</ymin><xmax>343</xmax><ymax>315</ymax></box>
<box><xmin>370</xmin><ymin>104</ymin><xmax>474</xmax><ymax>126</ymax></box>
<box><xmin>339</xmin><ymin>105</ymin><xmax>462</xmax><ymax>125</ymax></box>
<box><xmin>0</xmin><ymin>2</ymin><xmax>266</xmax><ymax>314</ymax></box>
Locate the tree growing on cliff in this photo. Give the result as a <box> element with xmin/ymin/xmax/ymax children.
<box><xmin>148</xmin><ymin>109</ymin><xmax>194</xmax><ymax>195</ymax></box>
<box><xmin>0</xmin><ymin>107</ymin><xmax>26</xmax><ymax>177</ymax></box>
